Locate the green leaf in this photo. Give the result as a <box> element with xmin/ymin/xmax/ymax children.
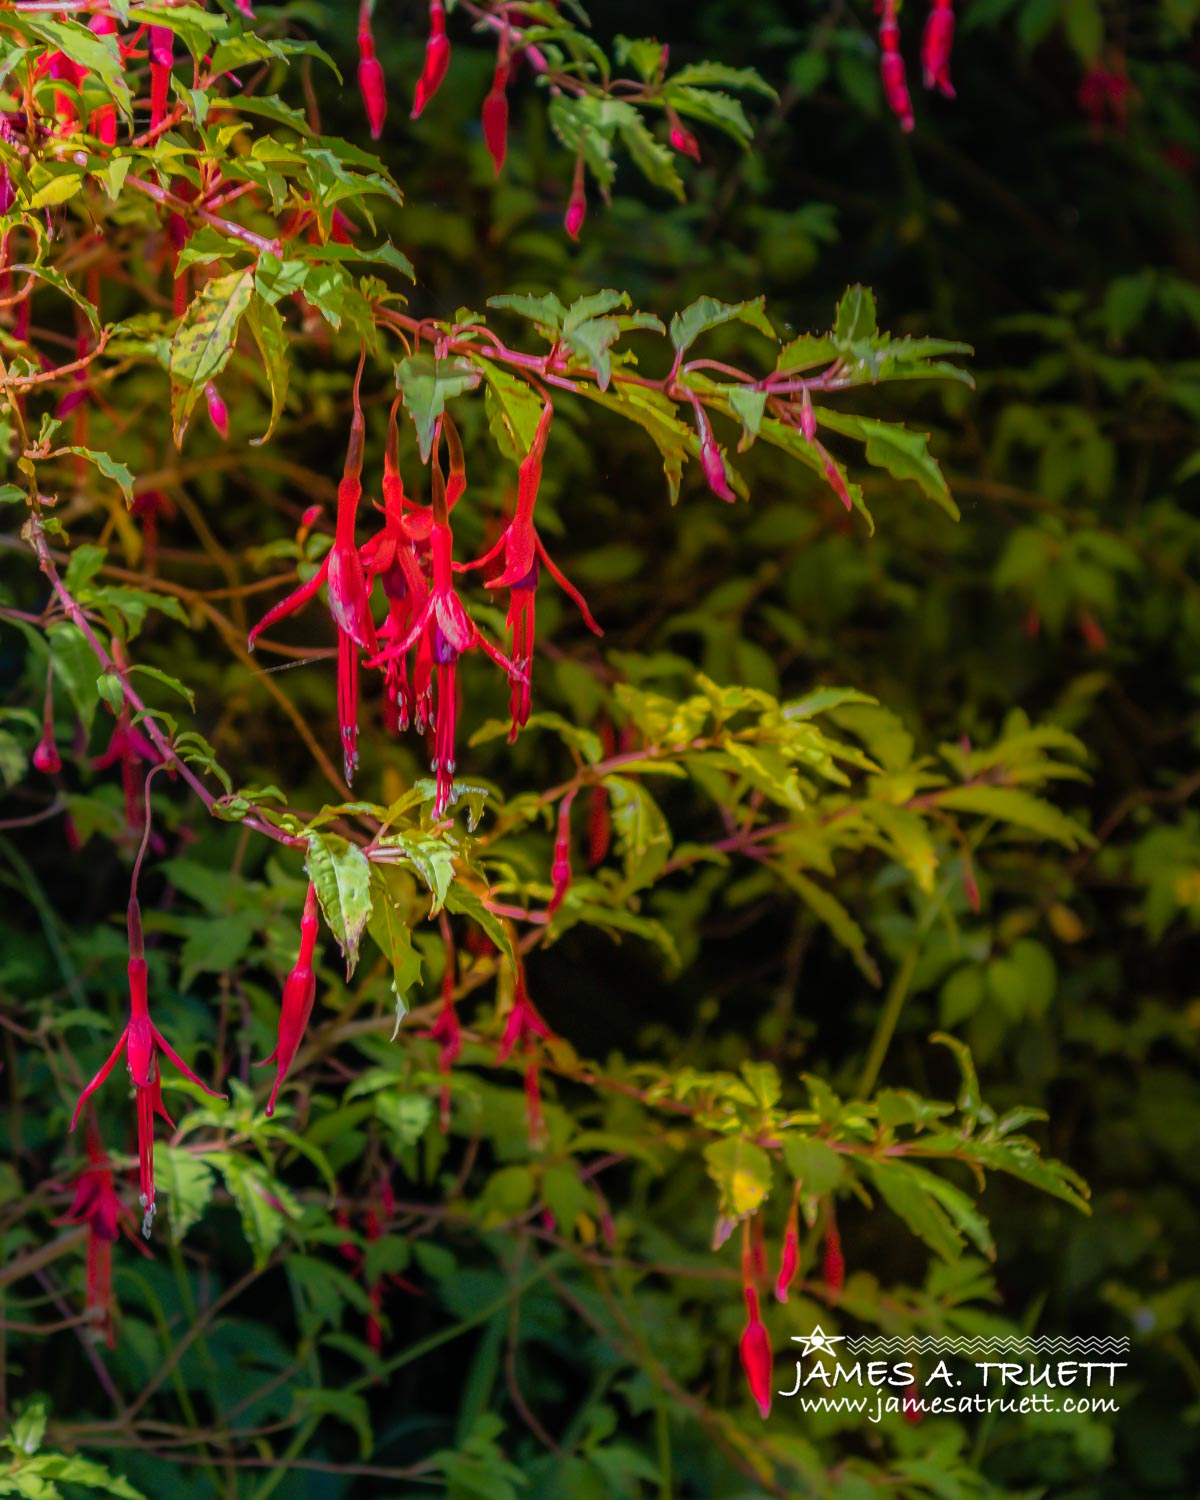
<box><xmin>55</xmin><ymin>447</ymin><xmax>134</xmax><ymax>506</ymax></box>
<box><xmin>780</xmin><ymin>1136</ymin><xmax>845</xmax><ymax>1197</ymax></box>
<box><xmin>210</xmin><ymin>1153</ymin><xmax>297</xmax><ymax>1270</ymax></box>
<box><xmin>670</xmin><ymin>296</ymin><xmax>776</xmax><ymax>356</ymax></box>
<box><xmin>704</xmin><ymin>1136</ymin><xmax>773</xmax><ymax>1220</ymax></box>
<box><xmin>774</xmin><ymin>865</ymin><xmax>880</xmax><ymax>985</ymax></box>
<box><xmin>154</xmin><ymin>1145</ymin><xmax>216</xmax><ymax>1243</ymax></box>
<box><xmin>861</xmin><ymin>1159</ymin><xmax>964</xmax><ymax>1262</ymax></box>
<box><xmin>606</xmin><ymin>776</ymin><xmax>672</xmax><ymax>892</ymax></box>
<box><xmin>934</xmin><ymin>786</ymin><xmax>1093</xmax><ymax>849</ymax></box>
<box><xmin>366</xmin><ymin>867</ymin><xmax>422</xmax><ymax>1034</ymax></box>
<box><xmin>393</xmin><ymin>830</ymin><xmax>456</xmax><ymax>914</ymax></box>
<box><xmin>305</xmin><ymin>832</ymin><xmax>373</xmax><ymax>975</ymax></box>
<box><xmin>394</xmin><ymin>355</ymin><xmax>481</xmax><ymax>463</ymax></box>
<box><xmin>444</xmin><ymin>885</ymin><xmax>517</xmax><ymax>972</ymax></box>
<box><xmin>833</xmin><ymin>284</ymin><xmax>878</xmax><ymax>344</ymax></box>
<box><xmin>244</xmin><ymin>293</ymin><xmax>289</xmax><ymax>446</ymax></box>
<box><xmin>815</xmin><ymin>411</ymin><xmax>958</xmax><ymax>519</ymax></box>
<box><xmin>170</xmin><ymin>269</ymin><xmax>255</xmax><ymax>447</ymax></box>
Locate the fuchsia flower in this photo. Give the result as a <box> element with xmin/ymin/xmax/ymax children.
<box><xmin>878</xmin><ymin>0</ymin><xmax>914</xmax><ymax>132</ymax></box>
<box><xmin>412</xmin><ymin>0</ymin><xmax>450</xmax><ymax>119</ymax></box>
<box><xmin>91</xmin><ymin>701</ymin><xmax>164</xmax><ymax>838</ymax></box>
<box><xmin>71</xmin><ymin>899</ymin><xmax>225</xmax><ymax>1238</ymax></box>
<box><xmin>739</xmin><ymin>1285</ymin><xmax>773</xmax><ymax>1419</ymax></box>
<box><xmin>32</xmin><ymin>671</ymin><xmax>60</xmax><ymax>775</ymax></box>
<box><xmin>458</xmin><ymin>402</ymin><xmax>601</xmax><ymax>740</ymax></box>
<box><xmin>255</xmin><ymin>882</ymin><xmax>320</xmax><ymax>1117</ymax></box>
<box><xmin>149</xmin><ymin>26</ymin><xmax>174</xmax><ymax>133</ymax></box>
<box><xmin>357</xmin><ymin>0</ymin><xmax>387</xmax><ymax>140</ymax></box>
<box><xmin>249</xmin><ymin>360</ymin><xmax>377</xmax><ymax>783</ymax></box>
<box><xmin>368</xmin><ymin>426</ymin><xmax>522</xmax><ymax>816</ymax></box>
<box><xmin>495</xmin><ymin>961</ymin><xmax>553</xmax><ymax>1148</ymax></box>
<box><xmin>922</xmin><ymin>0</ymin><xmax>956</xmax><ymax>99</ymax></box>
<box><xmin>56</xmin><ymin>1125</ymin><xmax>128</xmax><ymax>1346</ymax></box>
<box><xmin>823</xmin><ymin>1220</ymin><xmax>845</xmax><ymax>1294</ymax></box>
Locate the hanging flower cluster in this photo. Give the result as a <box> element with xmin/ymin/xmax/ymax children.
<box><xmin>250</xmin><ymin>389</ymin><xmax>600</xmax><ymax>815</ymax></box>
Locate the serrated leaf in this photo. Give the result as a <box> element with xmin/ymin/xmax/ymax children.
<box><xmin>704</xmin><ymin>1136</ymin><xmax>773</xmax><ymax>1221</ymax></box>
<box><xmin>245</xmin><ymin>293</ymin><xmax>289</xmax><ymax>445</ymax></box>
<box><xmin>935</xmin><ymin>786</ymin><xmax>1092</xmax><ymax>849</ymax></box>
<box><xmin>305</xmin><ymin>832</ymin><xmax>373</xmax><ymax>975</ymax></box>
<box><xmin>154</xmin><ymin>1144</ymin><xmax>216</xmax><ymax>1243</ymax></box>
<box><xmin>606</xmin><ymin>776</ymin><xmax>672</xmax><ymax>892</ymax></box>
<box><xmin>394</xmin><ymin>354</ymin><xmax>481</xmax><ymax>463</ymax></box>
<box><xmin>170</xmin><ymin>269</ymin><xmax>255</xmax><ymax>447</ymax></box>
<box><xmin>670</xmin><ymin>295</ymin><xmax>776</xmax><ymax>356</ymax></box>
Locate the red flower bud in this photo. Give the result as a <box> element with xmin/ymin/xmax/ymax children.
<box><xmin>922</xmin><ymin>0</ymin><xmax>956</xmax><ymax>99</ymax></box>
<box><xmin>775</xmin><ymin>1203</ymin><xmax>800</xmax><ymax>1302</ymax></box>
<box><xmin>482</xmin><ymin>60</ymin><xmax>511</xmax><ymax>177</ymax></box>
<box><xmin>33</xmin><ymin>734</ymin><xmax>61</xmax><ymax>775</ymax></box>
<box><xmin>358</xmin><ymin>3</ymin><xmax>387</xmax><ymax>140</ymax></box>
<box><xmin>412</xmin><ymin>0</ymin><xmax>450</xmax><ymax>119</ymax></box>
<box><xmin>204</xmin><ymin>382</ymin><xmax>229</xmax><ymax>440</ymax></box>
<box><xmin>878</xmin><ymin>3</ymin><xmax>914</xmax><ymax>132</ymax></box>
<box><xmin>564</xmin><ymin>151</ymin><xmax>587</xmax><ymax>240</ymax></box>
<box><xmin>668</xmin><ymin>110</ymin><xmax>701</xmax><ymax>162</ymax></box>
<box><xmin>738</xmin><ymin>1285</ymin><xmax>773</xmax><ymax>1419</ymax></box>
<box><xmin>692</xmin><ymin>399</ymin><xmax>736</xmax><ymax>502</ymax></box>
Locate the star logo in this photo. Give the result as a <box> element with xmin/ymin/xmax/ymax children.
<box><xmin>789</xmin><ymin>1324</ymin><xmax>846</xmax><ymax>1359</ymax></box>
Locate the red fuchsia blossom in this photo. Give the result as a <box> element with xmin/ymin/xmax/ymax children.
<box><xmin>255</xmin><ymin>882</ymin><xmax>320</xmax><ymax>1117</ymax></box>
<box><xmin>564</xmin><ymin>149</ymin><xmax>587</xmax><ymax>240</ymax></box>
<box><xmin>1078</xmin><ymin>56</ymin><xmax>1134</xmax><ymax>133</ymax></box>
<box><xmin>91</xmin><ymin>701</ymin><xmax>164</xmax><ymax>839</ymax></box>
<box><xmin>368</xmin><ymin>431</ymin><xmax>522</xmax><ymax>816</ymax></box>
<box><xmin>482</xmin><ymin>49</ymin><xmax>512</xmax><ymax>177</ymax></box>
<box><xmin>496</xmin><ymin>962</ymin><xmax>553</xmax><ymax>1149</ymax></box>
<box><xmin>739</xmin><ymin>1284</ymin><xmax>773</xmax><ymax>1419</ymax></box>
<box><xmin>459</xmin><ymin>402</ymin><xmax>601</xmax><ymax>740</ymax></box>
<box><xmin>149</xmin><ymin>26</ymin><xmax>174</xmax><ymax>133</ymax></box>
<box><xmin>1078</xmin><ymin>610</ymin><xmax>1108</xmax><ymax>651</ymax></box>
<box><xmin>922</xmin><ymin>0</ymin><xmax>956</xmax><ymax>99</ymax></box>
<box><xmin>56</xmin><ymin>1125</ymin><xmax>125</xmax><ymax>1346</ymax></box>
<box><xmin>412</xmin><ymin>0</ymin><xmax>451</xmax><ymax>119</ymax></box>
<box><xmin>878</xmin><ymin>0</ymin><xmax>914</xmax><ymax>132</ymax></box>
<box><xmin>823</xmin><ymin>1219</ymin><xmax>845</xmax><ymax>1295</ymax></box>
<box><xmin>249</xmin><ymin>360</ymin><xmax>377</xmax><ymax>783</ymax></box>
<box><xmin>775</xmin><ymin>1197</ymin><xmax>800</xmax><ymax>1302</ymax></box>
<box><xmin>357</xmin><ymin>0</ymin><xmax>387</xmax><ymax>140</ymax></box>
<box><xmin>71</xmin><ymin>899</ymin><xmax>225</xmax><ymax>1237</ymax></box>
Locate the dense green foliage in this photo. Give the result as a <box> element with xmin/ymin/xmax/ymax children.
<box><xmin>0</xmin><ymin>1</ymin><xmax>1197</xmax><ymax>1497</ymax></box>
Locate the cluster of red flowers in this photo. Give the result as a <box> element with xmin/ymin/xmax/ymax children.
<box><xmin>250</xmin><ymin>383</ymin><xmax>600</xmax><ymax>811</ymax></box>
<box><xmin>876</xmin><ymin>0</ymin><xmax>956</xmax><ymax>133</ymax></box>
<box><xmin>735</xmin><ymin>1206</ymin><xmax>849</xmax><ymax>1419</ymax></box>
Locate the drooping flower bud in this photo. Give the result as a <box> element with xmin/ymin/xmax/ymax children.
<box><xmin>204</xmin><ymin>382</ymin><xmax>229</xmax><ymax>440</ymax></box>
<box><xmin>547</xmin><ymin>791</ymin><xmax>576</xmax><ymax>916</ymax></box>
<box><xmin>357</xmin><ymin>1</ymin><xmax>387</xmax><ymax>139</ymax></box>
<box><xmin>738</xmin><ymin>1285</ymin><xmax>773</xmax><ymax>1419</ymax></box>
<box><xmin>482</xmin><ymin>57</ymin><xmax>511</xmax><ymax>176</ymax></box>
<box><xmin>412</xmin><ymin>0</ymin><xmax>451</xmax><ymax>118</ymax></box>
<box><xmin>692</xmin><ymin>398</ymin><xmax>736</xmax><ymax>502</ymax></box>
<box><xmin>565</xmin><ymin>150</ymin><xmax>587</xmax><ymax>240</ymax></box>
<box><xmin>922</xmin><ymin>0</ymin><xmax>956</xmax><ymax>99</ymax></box>
<box><xmin>255</xmin><ymin>882</ymin><xmax>320</xmax><ymax>1117</ymax></box>
<box><xmin>775</xmin><ymin>1200</ymin><xmax>800</xmax><ymax>1302</ymax></box>
<box><xmin>668</xmin><ymin>107</ymin><xmax>701</xmax><ymax>162</ymax></box>
<box><xmin>878</xmin><ymin>0</ymin><xmax>914</xmax><ymax>133</ymax></box>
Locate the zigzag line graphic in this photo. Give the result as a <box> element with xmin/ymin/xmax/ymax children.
<box><xmin>842</xmin><ymin>1336</ymin><xmax>1130</xmax><ymax>1356</ymax></box>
